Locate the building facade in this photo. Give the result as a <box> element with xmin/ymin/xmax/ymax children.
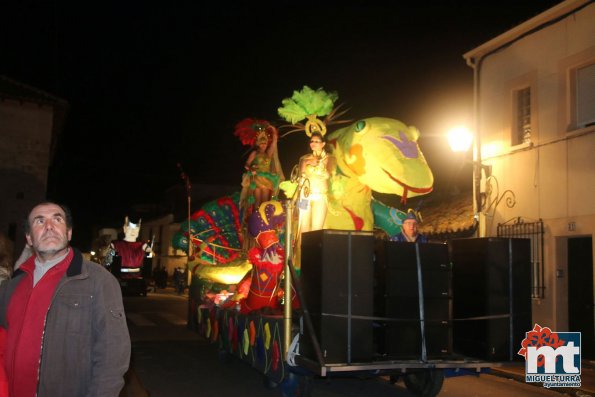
<box><xmin>0</xmin><ymin>76</ymin><xmax>68</xmax><ymax>257</ymax></box>
<box><xmin>463</xmin><ymin>0</ymin><xmax>594</xmax><ymax>350</ymax></box>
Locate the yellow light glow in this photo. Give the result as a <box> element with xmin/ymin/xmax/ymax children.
<box><xmin>481</xmin><ymin>141</ymin><xmax>505</xmax><ymax>159</ymax></box>
<box><xmin>447</xmin><ymin>126</ymin><xmax>473</xmax><ymax>152</ymax></box>
<box><xmin>194</xmin><ymin>259</ymin><xmax>253</xmax><ymax>285</ymax></box>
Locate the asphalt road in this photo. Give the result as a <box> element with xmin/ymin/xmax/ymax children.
<box><xmin>122</xmin><ymin>290</ymin><xmax>568</xmax><ymax>397</ymax></box>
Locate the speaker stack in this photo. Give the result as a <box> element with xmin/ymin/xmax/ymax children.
<box><xmin>300</xmin><ymin>229</ymin><xmax>375</xmax><ymax>364</ymax></box>
<box><xmin>450</xmin><ymin>237</ymin><xmax>532</xmax><ymax>361</ymax></box>
<box><xmin>375</xmin><ymin>242</ymin><xmax>452</xmax><ymax>359</ymax></box>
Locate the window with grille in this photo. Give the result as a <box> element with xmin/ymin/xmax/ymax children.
<box><xmin>497</xmin><ymin>217</ymin><xmax>544</xmax><ymax>298</ymax></box>
<box><xmin>513</xmin><ymin>87</ymin><xmax>532</xmax><ymax>145</ymax></box>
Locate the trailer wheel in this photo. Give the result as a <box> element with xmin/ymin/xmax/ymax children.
<box><xmin>280</xmin><ymin>372</ymin><xmax>313</xmax><ymax>397</ymax></box>
<box><xmin>263</xmin><ymin>376</ymin><xmax>278</xmax><ymax>389</ymax></box>
<box><xmin>403</xmin><ymin>369</ymin><xmax>444</xmax><ymax>397</ymax></box>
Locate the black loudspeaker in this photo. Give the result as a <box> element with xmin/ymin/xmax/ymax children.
<box><xmin>450</xmin><ymin>238</ymin><xmax>532</xmax><ymax>361</ymax></box>
<box><xmin>385</xmin><ymin>320</ymin><xmax>452</xmax><ymax>358</ymax></box>
<box><xmin>300</xmin><ymin>229</ymin><xmax>375</xmax><ymax>364</ymax></box>
<box><xmin>375</xmin><ymin>242</ymin><xmax>452</xmax><ymax>359</ymax></box>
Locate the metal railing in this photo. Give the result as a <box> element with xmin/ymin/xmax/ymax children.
<box><xmin>497</xmin><ymin>217</ymin><xmax>545</xmax><ymax>298</ymax></box>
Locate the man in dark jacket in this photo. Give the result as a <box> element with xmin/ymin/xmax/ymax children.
<box><xmin>0</xmin><ymin>202</ymin><xmax>131</xmax><ymax>397</ymax></box>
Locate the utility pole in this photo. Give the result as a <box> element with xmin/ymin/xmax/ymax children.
<box><xmin>177</xmin><ymin>163</ymin><xmax>193</xmax><ymax>258</ymax></box>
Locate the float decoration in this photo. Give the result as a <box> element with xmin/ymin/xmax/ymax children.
<box><xmin>277</xmin><ymin>85</ymin><xmax>350</xmax><ymax>138</ymax></box>
<box><xmin>172</xmin><ymin>193</ymin><xmax>243</xmax><ymax>265</ymax></box>
<box><xmin>240</xmin><ymin>201</ymin><xmax>286</xmax><ymax>314</ymax></box>
<box><xmin>371</xmin><ymin>198</ymin><xmax>408</xmax><ymax>237</ymax></box>
<box><xmin>324</xmin><ymin>117</ymin><xmax>434</xmax><ymax>231</ymax></box>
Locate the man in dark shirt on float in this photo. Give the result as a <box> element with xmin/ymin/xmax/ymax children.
<box><xmin>389</xmin><ymin>211</ymin><xmax>428</xmax><ymax>243</ymax></box>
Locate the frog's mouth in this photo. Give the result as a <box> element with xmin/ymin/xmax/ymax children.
<box><xmin>383</xmin><ymin>169</ymin><xmax>433</xmax><ymax>204</ymax></box>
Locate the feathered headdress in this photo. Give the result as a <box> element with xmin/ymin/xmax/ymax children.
<box><xmin>277</xmin><ymin>85</ymin><xmax>350</xmax><ymax>137</ymax></box>
<box><xmin>234</xmin><ymin>118</ymin><xmax>275</xmax><ymax>147</ymax></box>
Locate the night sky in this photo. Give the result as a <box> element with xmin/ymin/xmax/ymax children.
<box><xmin>1</xmin><ymin>0</ymin><xmax>561</xmax><ymax>248</ymax></box>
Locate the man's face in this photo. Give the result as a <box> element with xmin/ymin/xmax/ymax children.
<box><xmin>123</xmin><ymin>224</ymin><xmax>140</xmax><ymax>241</ymax></box>
<box><xmin>402</xmin><ymin>219</ymin><xmax>419</xmax><ymax>239</ymax></box>
<box><xmin>26</xmin><ymin>203</ymin><xmax>72</xmax><ymax>260</ymax></box>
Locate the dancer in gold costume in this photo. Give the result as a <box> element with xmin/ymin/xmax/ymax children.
<box><xmin>236</xmin><ymin>118</ymin><xmax>284</xmax><ymax>223</ymax></box>
<box><xmin>297</xmin><ymin>131</ymin><xmax>336</xmax><ymax>233</ymax></box>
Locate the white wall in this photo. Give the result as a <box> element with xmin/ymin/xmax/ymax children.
<box><xmin>472</xmin><ymin>2</ymin><xmax>595</xmax><ymax>329</ymax></box>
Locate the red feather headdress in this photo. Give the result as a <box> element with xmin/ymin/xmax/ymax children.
<box><xmin>233</xmin><ymin>118</ymin><xmax>275</xmax><ymax>147</ymax></box>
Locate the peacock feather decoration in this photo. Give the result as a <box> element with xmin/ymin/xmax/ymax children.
<box><xmin>172</xmin><ymin>192</ymin><xmax>244</xmax><ymax>264</ymax></box>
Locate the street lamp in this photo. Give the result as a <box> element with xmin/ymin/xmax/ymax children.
<box><xmin>447</xmin><ymin>126</ymin><xmax>492</xmax><ymax>236</ymax></box>
<box><xmin>447</xmin><ymin>126</ymin><xmax>473</xmax><ymax>153</ymax></box>
<box><xmin>448</xmin><ymin>126</ymin><xmax>517</xmax><ymax>237</ymax></box>
<box><xmin>177</xmin><ymin>163</ymin><xmax>193</xmax><ymax>259</ymax></box>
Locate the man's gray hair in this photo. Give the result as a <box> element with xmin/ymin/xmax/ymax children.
<box><xmin>23</xmin><ymin>202</ymin><xmax>73</xmax><ymax>234</ymax></box>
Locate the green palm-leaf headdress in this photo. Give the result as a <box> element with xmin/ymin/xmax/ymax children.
<box><xmin>277</xmin><ymin>85</ymin><xmax>350</xmax><ymax>137</ymax></box>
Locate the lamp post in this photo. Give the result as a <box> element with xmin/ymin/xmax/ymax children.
<box><xmin>447</xmin><ymin>126</ymin><xmax>491</xmax><ymax>236</ymax></box>
<box><xmin>449</xmin><ymin>126</ymin><xmax>517</xmax><ymax>238</ymax></box>
<box><xmin>177</xmin><ymin>163</ymin><xmax>193</xmax><ymax>259</ymax></box>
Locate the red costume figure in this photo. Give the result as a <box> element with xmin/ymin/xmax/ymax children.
<box><xmin>112</xmin><ymin>240</ymin><xmax>145</xmax><ymax>270</ymax></box>
<box><xmin>108</xmin><ymin>217</ymin><xmax>153</xmax><ymax>296</ymax></box>
<box><xmin>111</xmin><ymin>217</ymin><xmax>150</xmax><ymax>279</ymax></box>
<box><xmin>240</xmin><ymin>201</ymin><xmax>286</xmax><ymax>314</ymax></box>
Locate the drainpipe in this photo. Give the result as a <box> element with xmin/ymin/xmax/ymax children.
<box><xmin>466</xmin><ymin>55</ymin><xmax>484</xmax><ymax>237</ymax></box>
<box><xmin>462</xmin><ymin>1</ymin><xmax>590</xmax><ymax>237</ymax></box>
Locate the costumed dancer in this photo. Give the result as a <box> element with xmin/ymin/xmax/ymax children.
<box><xmin>236</xmin><ymin>118</ymin><xmax>284</xmax><ymax>222</ymax></box>
<box><xmin>297</xmin><ymin>131</ymin><xmax>336</xmax><ymax>233</ymax></box>
<box><xmin>278</xmin><ymin>86</ymin><xmax>347</xmax><ymax>267</ymax></box>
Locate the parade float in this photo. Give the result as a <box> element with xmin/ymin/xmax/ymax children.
<box><xmin>172</xmin><ymin>87</ymin><xmax>531</xmax><ymax>397</ymax></box>
<box><xmin>104</xmin><ymin>216</ymin><xmax>153</xmax><ymax>296</ymax></box>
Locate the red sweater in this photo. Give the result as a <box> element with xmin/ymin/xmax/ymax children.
<box><xmin>5</xmin><ymin>249</ymin><xmax>72</xmax><ymax>397</ymax></box>
<box><xmin>0</xmin><ymin>328</ymin><xmax>8</xmax><ymax>397</ymax></box>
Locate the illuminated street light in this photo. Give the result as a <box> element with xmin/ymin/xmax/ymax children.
<box><xmin>447</xmin><ymin>126</ymin><xmax>473</xmax><ymax>153</ymax></box>
<box><xmin>447</xmin><ymin>125</ymin><xmax>491</xmax><ymax>236</ymax></box>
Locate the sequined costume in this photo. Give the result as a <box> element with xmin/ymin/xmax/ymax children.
<box><xmin>244</xmin><ymin>152</ymin><xmax>280</xmax><ymax>193</ymax></box>
<box><xmin>240</xmin><ymin>149</ymin><xmax>284</xmax><ymax>214</ymax></box>
<box><xmin>299</xmin><ymin>151</ymin><xmax>335</xmax><ymax>201</ymax></box>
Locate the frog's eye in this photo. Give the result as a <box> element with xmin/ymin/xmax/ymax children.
<box><xmin>354</xmin><ymin>120</ymin><xmax>366</xmax><ymax>133</ymax></box>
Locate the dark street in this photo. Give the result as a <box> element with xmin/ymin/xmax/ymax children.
<box><xmin>121</xmin><ymin>289</ymin><xmax>583</xmax><ymax>397</ymax></box>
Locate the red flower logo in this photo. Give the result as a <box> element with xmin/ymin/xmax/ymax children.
<box><xmin>518</xmin><ymin>324</ymin><xmax>566</xmax><ymax>367</ymax></box>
